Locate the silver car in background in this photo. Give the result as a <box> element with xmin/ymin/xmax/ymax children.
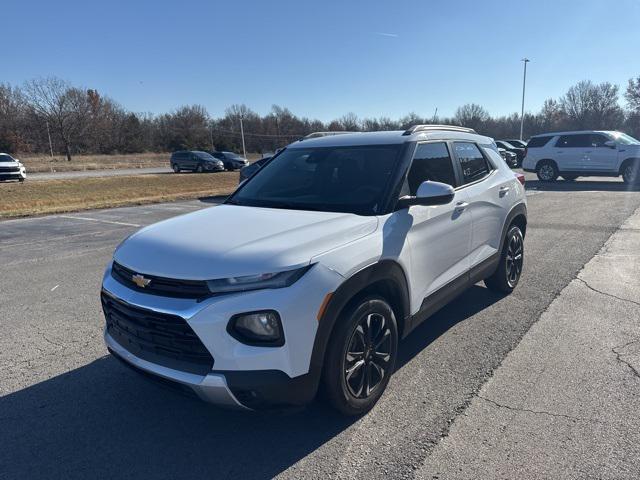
<box><xmin>0</xmin><ymin>153</ymin><xmax>27</xmax><ymax>182</ymax></box>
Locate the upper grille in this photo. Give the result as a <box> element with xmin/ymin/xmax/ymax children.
<box><xmin>0</xmin><ymin>165</ymin><xmax>19</xmax><ymax>173</ymax></box>
<box><xmin>111</xmin><ymin>261</ymin><xmax>211</xmax><ymax>299</ymax></box>
<box><xmin>102</xmin><ymin>291</ymin><xmax>214</xmax><ymax>375</ymax></box>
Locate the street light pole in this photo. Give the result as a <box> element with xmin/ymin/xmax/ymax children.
<box><xmin>239</xmin><ymin>116</ymin><xmax>247</xmax><ymax>159</ymax></box>
<box><xmin>519</xmin><ymin>58</ymin><xmax>530</xmax><ymax>141</ymax></box>
<box><xmin>46</xmin><ymin>121</ymin><xmax>54</xmax><ymax>158</ymax></box>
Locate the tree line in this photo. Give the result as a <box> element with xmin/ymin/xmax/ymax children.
<box><xmin>1</xmin><ymin>76</ymin><xmax>639</xmax><ymax>161</ymax></box>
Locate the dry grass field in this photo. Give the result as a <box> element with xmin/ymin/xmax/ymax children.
<box><xmin>18</xmin><ymin>152</ymin><xmax>169</xmax><ymax>173</ymax></box>
<box><xmin>18</xmin><ymin>152</ymin><xmax>263</xmax><ymax>173</ymax></box>
<box><xmin>0</xmin><ymin>172</ymin><xmax>239</xmax><ymax>218</ymax></box>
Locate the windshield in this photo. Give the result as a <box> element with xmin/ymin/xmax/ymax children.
<box><xmin>223</xmin><ymin>151</ymin><xmax>243</xmax><ymax>158</ymax></box>
<box><xmin>228</xmin><ymin>144</ymin><xmax>402</xmax><ymax>215</ymax></box>
<box><xmin>507</xmin><ymin>140</ymin><xmax>526</xmax><ymax>148</ymax></box>
<box><xmin>500</xmin><ymin>141</ymin><xmax>516</xmax><ymax>149</ymax></box>
<box><xmin>0</xmin><ymin>154</ymin><xmax>15</xmax><ymax>162</ymax></box>
<box><xmin>612</xmin><ymin>133</ymin><xmax>640</xmax><ymax>145</ymax></box>
<box><xmin>194</xmin><ymin>151</ymin><xmax>217</xmax><ymax>160</ymax></box>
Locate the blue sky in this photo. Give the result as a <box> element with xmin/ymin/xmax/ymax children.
<box><xmin>3</xmin><ymin>0</ymin><xmax>639</xmax><ymax>121</ymax></box>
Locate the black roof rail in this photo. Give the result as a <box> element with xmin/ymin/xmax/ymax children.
<box><xmin>402</xmin><ymin>124</ymin><xmax>476</xmax><ymax>136</ymax></box>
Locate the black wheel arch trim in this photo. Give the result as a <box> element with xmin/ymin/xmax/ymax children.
<box><xmin>305</xmin><ymin>260</ymin><xmax>411</xmax><ymax>398</ymax></box>
<box><xmin>499</xmin><ymin>203</ymin><xmax>527</xmax><ymax>253</ymax></box>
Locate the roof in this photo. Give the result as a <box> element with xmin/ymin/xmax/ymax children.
<box><xmin>288</xmin><ymin>128</ymin><xmax>492</xmax><ymax>149</ymax></box>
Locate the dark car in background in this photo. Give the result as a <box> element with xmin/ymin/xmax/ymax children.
<box><xmin>239</xmin><ymin>156</ymin><xmax>271</xmax><ymax>183</ymax></box>
<box><xmin>503</xmin><ymin>139</ymin><xmax>528</xmax><ymax>149</ymax></box>
<box><xmin>170</xmin><ymin>151</ymin><xmax>224</xmax><ymax>173</ymax></box>
<box><xmin>496</xmin><ymin>140</ymin><xmax>525</xmax><ymax>166</ymax></box>
<box><xmin>210</xmin><ymin>151</ymin><xmax>249</xmax><ymax>170</ymax></box>
<box><xmin>497</xmin><ymin>148</ymin><xmax>518</xmax><ymax>168</ymax></box>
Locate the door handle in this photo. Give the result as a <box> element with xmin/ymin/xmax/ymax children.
<box><xmin>454</xmin><ymin>201</ymin><xmax>469</xmax><ymax>212</ymax></box>
<box><xmin>499</xmin><ymin>186</ymin><xmax>510</xmax><ymax>197</ymax></box>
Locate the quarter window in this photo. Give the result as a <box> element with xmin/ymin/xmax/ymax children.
<box><xmin>404</xmin><ymin>142</ymin><xmax>456</xmax><ymax>195</ymax></box>
<box><xmin>454</xmin><ymin>142</ymin><xmax>492</xmax><ymax>185</ymax></box>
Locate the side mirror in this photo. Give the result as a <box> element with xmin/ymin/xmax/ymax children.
<box><xmin>397</xmin><ymin>181</ymin><xmax>455</xmax><ymax>209</ymax></box>
<box><xmin>604</xmin><ymin>140</ymin><xmax>617</xmax><ymax>149</ymax></box>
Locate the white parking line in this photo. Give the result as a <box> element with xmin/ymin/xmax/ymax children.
<box><xmin>58</xmin><ymin>215</ymin><xmax>141</xmax><ymax>227</ymax></box>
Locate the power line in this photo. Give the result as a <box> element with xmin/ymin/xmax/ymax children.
<box><xmin>212</xmin><ymin>128</ymin><xmax>304</xmax><ymax>138</ymax></box>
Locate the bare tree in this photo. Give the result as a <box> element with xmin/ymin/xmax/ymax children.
<box><xmin>338</xmin><ymin>112</ymin><xmax>359</xmax><ymax>131</ymax></box>
<box><xmin>560</xmin><ymin>81</ymin><xmax>623</xmax><ymax>130</ymax></box>
<box><xmin>454</xmin><ymin>104</ymin><xmax>489</xmax><ymax>131</ymax></box>
<box><xmin>22</xmin><ymin>77</ymin><xmax>92</xmax><ymax>161</ymax></box>
<box><xmin>625</xmin><ymin>76</ymin><xmax>640</xmax><ymax>113</ymax></box>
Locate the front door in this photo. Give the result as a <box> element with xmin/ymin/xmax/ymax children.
<box><xmin>401</xmin><ymin>142</ymin><xmax>473</xmax><ymax>304</ymax></box>
<box><xmin>586</xmin><ymin>133</ymin><xmax>618</xmax><ymax>172</ymax></box>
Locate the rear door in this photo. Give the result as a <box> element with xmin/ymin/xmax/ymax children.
<box><xmin>401</xmin><ymin>141</ymin><xmax>473</xmax><ymax>301</ymax></box>
<box><xmin>586</xmin><ymin>133</ymin><xmax>618</xmax><ymax>172</ymax></box>
<box><xmin>452</xmin><ymin>142</ymin><xmax>511</xmax><ymax>268</ymax></box>
<box><xmin>554</xmin><ymin>134</ymin><xmax>591</xmax><ymax>171</ymax></box>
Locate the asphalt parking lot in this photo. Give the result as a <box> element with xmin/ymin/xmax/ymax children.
<box><xmin>1</xmin><ymin>173</ymin><xmax>640</xmax><ymax>479</ymax></box>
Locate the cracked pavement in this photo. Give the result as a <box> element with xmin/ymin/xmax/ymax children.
<box><xmin>418</xmin><ymin>205</ymin><xmax>640</xmax><ymax>480</ymax></box>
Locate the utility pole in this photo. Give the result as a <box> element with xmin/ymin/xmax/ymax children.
<box><xmin>239</xmin><ymin>115</ymin><xmax>247</xmax><ymax>159</ymax></box>
<box><xmin>432</xmin><ymin>107</ymin><xmax>438</xmax><ymax>123</ymax></box>
<box><xmin>46</xmin><ymin>121</ymin><xmax>54</xmax><ymax>158</ymax></box>
<box><xmin>520</xmin><ymin>58</ymin><xmax>530</xmax><ymax>141</ymax></box>
<box><xmin>209</xmin><ymin>124</ymin><xmax>214</xmax><ymax>151</ymax></box>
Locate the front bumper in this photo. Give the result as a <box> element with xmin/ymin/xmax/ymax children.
<box><xmin>106</xmin><ymin>330</ymin><xmax>248</xmax><ymax>408</ymax></box>
<box><xmin>101</xmin><ymin>262</ymin><xmax>344</xmax><ymax>409</ymax></box>
<box><xmin>205</xmin><ymin>163</ymin><xmax>225</xmax><ymax>171</ymax></box>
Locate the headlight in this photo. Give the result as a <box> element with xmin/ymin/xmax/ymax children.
<box><xmin>206</xmin><ymin>265</ymin><xmax>311</xmax><ymax>294</ymax></box>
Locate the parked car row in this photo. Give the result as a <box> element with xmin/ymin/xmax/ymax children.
<box><xmin>170</xmin><ymin>150</ymin><xmax>249</xmax><ymax>173</ymax></box>
<box><xmin>0</xmin><ymin>153</ymin><xmax>27</xmax><ymax>182</ymax></box>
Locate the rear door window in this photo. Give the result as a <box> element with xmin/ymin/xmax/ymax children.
<box><xmin>556</xmin><ymin>134</ymin><xmax>591</xmax><ymax>148</ymax></box>
<box><xmin>454</xmin><ymin>142</ymin><xmax>492</xmax><ymax>185</ymax></box>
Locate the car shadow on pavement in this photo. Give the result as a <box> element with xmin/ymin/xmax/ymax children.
<box><xmin>397</xmin><ymin>285</ymin><xmax>504</xmax><ymax>370</ymax></box>
<box><xmin>526</xmin><ymin>179</ymin><xmax>640</xmax><ymax>192</ymax></box>
<box><xmin>0</xmin><ymin>356</ymin><xmax>354</xmax><ymax>480</ymax></box>
<box><xmin>0</xmin><ymin>286</ymin><xmax>504</xmax><ymax>480</ymax></box>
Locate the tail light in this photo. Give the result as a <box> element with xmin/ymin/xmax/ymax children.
<box><xmin>515</xmin><ymin>173</ymin><xmax>525</xmax><ymax>186</ymax></box>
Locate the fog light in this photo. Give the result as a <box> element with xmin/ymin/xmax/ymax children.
<box><xmin>228</xmin><ymin>310</ymin><xmax>284</xmax><ymax>346</ymax></box>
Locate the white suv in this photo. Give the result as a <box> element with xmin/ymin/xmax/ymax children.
<box><xmin>522</xmin><ymin>130</ymin><xmax>640</xmax><ymax>184</ymax></box>
<box><xmin>101</xmin><ymin>125</ymin><xmax>527</xmax><ymax>415</ymax></box>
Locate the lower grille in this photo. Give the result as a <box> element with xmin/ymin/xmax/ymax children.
<box><xmin>0</xmin><ymin>166</ymin><xmax>19</xmax><ymax>173</ymax></box>
<box><xmin>101</xmin><ymin>291</ymin><xmax>214</xmax><ymax>375</ymax></box>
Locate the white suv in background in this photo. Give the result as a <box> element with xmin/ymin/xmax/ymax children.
<box><xmin>0</xmin><ymin>153</ymin><xmax>27</xmax><ymax>182</ymax></box>
<box><xmin>101</xmin><ymin>125</ymin><xmax>527</xmax><ymax>415</ymax></box>
<box><xmin>522</xmin><ymin>130</ymin><xmax>640</xmax><ymax>184</ymax></box>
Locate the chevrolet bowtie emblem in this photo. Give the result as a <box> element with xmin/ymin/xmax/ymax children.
<box><xmin>132</xmin><ymin>274</ymin><xmax>151</xmax><ymax>288</ymax></box>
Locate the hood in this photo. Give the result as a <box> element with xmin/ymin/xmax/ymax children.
<box><xmin>114</xmin><ymin>205</ymin><xmax>377</xmax><ymax>280</ymax></box>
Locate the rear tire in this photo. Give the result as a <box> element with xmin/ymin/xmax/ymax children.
<box><xmin>622</xmin><ymin>160</ymin><xmax>640</xmax><ymax>185</ymax></box>
<box><xmin>196</xmin><ymin>164</ymin><xmax>204</xmax><ymax>173</ymax></box>
<box><xmin>322</xmin><ymin>296</ymin><xmax>398</xmax><ymax>416</ymax></box>
<box><xmin>485</xmin><ymin>225</ymin><xmax>524</xmax><ymax>294</ymax></box>
<box><xmin>172</xmin><ymin>164</ymin><xmax>180</xmax><ymax>173</ymax></box>
<box><xmin>536</xmin><ymin>161</ymin><xmax>558</xmax><ymax>182</ymax></box>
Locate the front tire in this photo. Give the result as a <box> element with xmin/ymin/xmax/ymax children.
<box><xmin>536</xmin><ymin>161</ymin><xmax>558</xmax><ymax>182</ymax></box>
<box><xmin>622</xmin><ymin>161</ymin><xmax>640</xmax><ymax>185</ymax></box>
<box><xmin>322</xmin><ymin>297</ymin><xmax>398</xmax><ymax>416</ymax></box>
<box><xmin>172</xmin><ymin>164</ymin><xmax>180</xmax><ymax>173</ymax></box>
<box><xmin>485</xmin><ymin>225</ymin><xmax>524</xmax><ymax>294</ymax></box>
